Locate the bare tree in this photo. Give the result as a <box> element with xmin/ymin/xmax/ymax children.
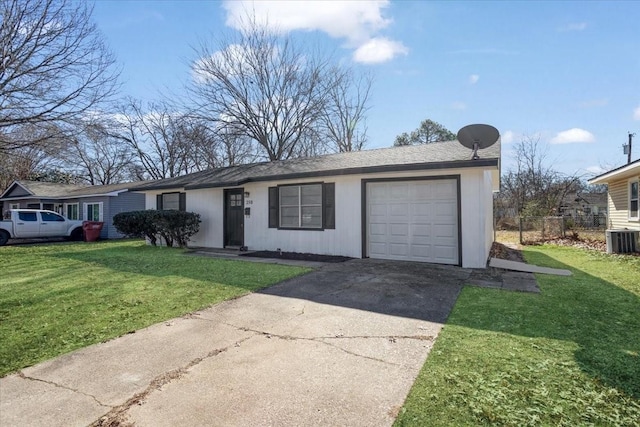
<box><xmin>0</xmin><ymin>0</ymin><xmax>119</xmax><ymax>152</ymax></box>
<box><xmin>394</xmin><ymin>119</ymin><xmax>456</xmax><ymax>146</ymax></box>
<box><xmin>321</xmin><ymin>69</ymin><xmax>371</xmax><ymax>152</ymax></box>
<box><xmin>117</xmin><ymin>99</ymin><xmax>251</xmax><ymax>179</ymax></box>
<box><xmin>63</xmin><ymin>119</ymin><xmax>135</xmax><ymax>185</ymax></box>
<box><xmin>500</xmin><ymin>136</ymin><xmax>581</xmax><ymax>217</ymax></box>
<box><xmin>188</xmin><ymin>20</ymin><xmax>335</xmax><ymax>161</ymax></box>
<box><xmin>117</xmin><ymin>100</ymin><xmax>192</xmax><ymax>180</ymax></box>
<box><xmin>0</xmin><ymin>124</ymin><xmax>68</xmax><ymax>191</ymax></box>
<box><xmin>190</xmin><ymin>122</ymin><xmax>258</xmax><ymax>169</ymax></box>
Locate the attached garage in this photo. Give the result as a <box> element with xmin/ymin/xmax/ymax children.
<box><xmin>136</xmin><ymin>137</ymin><xmax>500</xmax><ymax>269</ymax></box>
<box><xmin>365</xmin><ymin>178</ymin><xmax>460</xmax><ymax>265</ymax></box>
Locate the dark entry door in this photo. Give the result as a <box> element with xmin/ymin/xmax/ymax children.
<box><xmin>224</xmin><ymin>189</ymin><xmax>244</xmax><ymax>247</ymax></box>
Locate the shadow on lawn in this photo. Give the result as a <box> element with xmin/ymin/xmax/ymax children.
<box><xmin>448</xmin><ymin>250</ymin><xmax>640</xmax><ymax>399</ymax></box>
<box><xmin>48</xmin><ymin>245</ymin><xmax>300</xmax><ymax>292</ymax></box>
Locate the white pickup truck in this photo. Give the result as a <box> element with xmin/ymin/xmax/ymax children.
<box><xmin>0</xmin><ymin>209</ymin><xmax>84</xmax><ymax>246</ymax></box>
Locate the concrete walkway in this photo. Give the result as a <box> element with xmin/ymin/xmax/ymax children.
<box><xmin>0</xmin><ymin>258</ymin><xmax>538</xmax><ymax>427</ymax></box>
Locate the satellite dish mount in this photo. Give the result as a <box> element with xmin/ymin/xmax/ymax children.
<box><xmin>456</xmin><ymin>124</ymin><xmax>500</xmax><ymax>160</ymax></box>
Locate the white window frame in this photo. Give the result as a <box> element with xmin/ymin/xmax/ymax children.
<box><xmin>65</xmin><ymin>203</ymin><xmax>79</xmax><ymax>220</ymax></box>
<box><xmin>84</xmin><ymin>202</ymin><xmax>104</xmax><ymax>222</ymax></box>
<box><xmin>279</xmin><ymin>183</ymin><xmax>322</xmax><ymax>229</ymax></box>
<box><xmin>629</xmin><ymin>178</ymin><xmax>639</xmax><ymax>221</ymax></box>
<box><xmin>9</xmin><ymin>203</ymin><xmax>19</xmax><ymax>210</ymax></box>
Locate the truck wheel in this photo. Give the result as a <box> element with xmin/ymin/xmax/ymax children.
<box><xmin>70</xmin><ymin>227</ymin><xmax>84</xmax><ymax>241</ymax></box>
<box><xmin>0</xmin><ymin>230</ymin><xmax>9</xmax><ymax>246</ymax></box>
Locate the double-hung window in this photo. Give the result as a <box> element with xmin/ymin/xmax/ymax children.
<box><xmin>280</xmin><ymin>184</ymin><xmax>323</xmax><ymax>228</ymax></box>
<box><xmin>85</xmin><ymin>202</ymin><xmax>103</xmax><ymax>221</ymax></box>
<box><xmin>630</xmin><ymin>178</ymin><xmax>639</xmax><ymax>221</ymax></box>
<box><xmin>65</xmin><ymin>203</ymin><xmax>79</xmax><ymax>220</ymax></box>
<box><xmin>269</xmin><ymin>183</ymin><xmax>335</xmax><ymax>230</ymax></box>
<box><xmin>156</xmin><ymin>192</ymin><xmax>186</xmax><ymax>211</ymax></box>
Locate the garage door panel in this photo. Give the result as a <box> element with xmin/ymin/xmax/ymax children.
<box><xmin>389</xmin><ymin>203</ymin><xmax>409</xmax><ymax>217</ymax></box>
<box><xmin>370</xmin><ymin>203</ymin><xmax>387</xmax><ymax>216</ymax></box>
<box><xmin>433</xmin><ymin>224</ymin><xmax>455</xmax><ymax>237</ymax></box>
<box><xmin>367</xmin><ymin>180</ymin><xmax>458</xmax><ymax>265</ymax></box>
<box><xmin>369</xmin><ymin>242</ymin><xmax>387</xmax><ymax>256</ymax></box>
<box><xmin>389</xmin><ymin>243</ymin><xmax>409</xmax><ymax>256</ymax></box>
<box><xmin>411</xmin><ymin>202</ymin><xmax>433</xmax><ymax>217</ymax></box>
<box><xmin>389</xmin><ymin>223</ymin><xmax>409</xmax><ymax>236</ymax></box>
<box><xmin>411</xmin><ymin>245</ymin><xmax>431</xmax><ymax>258</ymax></box>
<box><xmin>411</xmin><ymin>224</ymin><xmax>431</xmax><ymax>237</ymax></box>
<box><xmin>389</xmin><ymin>183</ymin><xmax>409</xmax><ymax>199</ymax></box>
<box><xmin>435</xmin><ymin>202</ymin><xmax>456</xmax><ymax>217</ymax></box>
<box><xmin>411</xmin><ymin>182</ymin><xmax>432</xmax><ymax>199</ymax></box>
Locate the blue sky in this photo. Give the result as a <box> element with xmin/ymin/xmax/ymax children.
<box><xmin>92</xmin><ymin>1</ymin><xmax>640</xmax><ymax>178</ymax></box>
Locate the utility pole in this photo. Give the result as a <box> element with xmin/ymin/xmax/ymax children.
<box><xmin>629</xmin><ymin>132</ymin><xmax>635</xmax><ymax>164</ymax></box>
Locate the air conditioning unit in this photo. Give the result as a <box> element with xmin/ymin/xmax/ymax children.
<box><xmin>606</xmin><ymin>230</ymin><xmax>639</xmax><ymax>254</ymax></box>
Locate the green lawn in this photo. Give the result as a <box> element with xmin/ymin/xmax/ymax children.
<box><xmin>396</xmin><ymin>245</ymin><xmax>640</xmax><ymax>426</ymax></box>
<box><xmin>0</xmin><ymin>240</ymin><xmax>309</xmax><ymax>377</ymax></box>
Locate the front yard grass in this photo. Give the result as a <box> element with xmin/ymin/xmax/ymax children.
<box><xmin>396</xmin><ymin>245</ymin><xmax>640</xmax><ymax>426</ymax></box>
<box><xmin>0</xmin><ymin>240</ymin><xmax>309</xmax><ymax>377</ymax></box>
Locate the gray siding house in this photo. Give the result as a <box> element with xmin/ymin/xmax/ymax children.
<box><xmin>0</xmin><ymin>181</ymin><xmax>146</xmax><ymax>239</ymax></box>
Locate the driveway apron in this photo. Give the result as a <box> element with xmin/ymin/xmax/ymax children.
<box><xmin>0</xmin><ymin>259</ymin><xmax>468</xmax><ymax>427</ymax></box>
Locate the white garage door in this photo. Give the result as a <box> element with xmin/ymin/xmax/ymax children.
<box><xmin>366</xmin><ymin>179</ymin><xmax>459</xmax><ymax>264</ymax></box>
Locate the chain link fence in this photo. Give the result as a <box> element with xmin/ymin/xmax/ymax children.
<box><xmin>495</xmin><ymin>214</ymin><xmax>607</xmax><ymax>244</ymax></box>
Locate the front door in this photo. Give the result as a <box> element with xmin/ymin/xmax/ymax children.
<box><xmin>224</xmin><ymin>189</ymin><xmax>244</xmax><ymax>247</ymax></box>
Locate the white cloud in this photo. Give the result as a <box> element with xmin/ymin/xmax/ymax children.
<box><xmin>633</xmin><ymin>105</ymin><xmax>640</xmax><ymax>120</ymax></box>
<box><xmin>559</xmin><ymin>22</ymin><xmax>587</xmax><ymax>32</ymax></box>
<box><xmin>468</xmin><ymin>74</ymin><xmax>479</xmax><ymax>85</ymax></box>
<box><xmin>222</xmin><ymin>0</ymin><xmax>407</xmax><ymax>64</ymax></box>
<box><xmin>550</xmin><ymin>128</ymin><xmax>596</xmax><ymax>144</ymax></box>
<box><xmin>451</xmin><ymin>101</ymin><xmax>467</xmax><ymax>110</ymax></box>
<box><xmin>501</xmin><ymin>130</ymin><xmax>515</xmax><ymax>144</ymax></box>
<box><xmin>353</xmin><ymin>37</ymin><xmax>408</xmax><ymax>63</ymax></box>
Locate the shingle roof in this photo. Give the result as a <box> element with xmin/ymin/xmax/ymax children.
<box><xmin>136</xmin><ymin>139</ymin><xmax>501</xmax><ymax>191</ymax></box>
<box><xmin>1</xmin><ymin>180</ymin><xmax>148</xmax><ymax>199</ymax></box>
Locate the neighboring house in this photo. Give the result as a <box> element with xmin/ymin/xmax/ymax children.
<box><xmin>0</xmin><ymin>181</ymin><xmax>146</xmax><ymax>239</ymax></box>
<box><xmin>135</xmin><ymin>140</ymin><xmax>501</xmax><ymax>268</ymax></box>
<box><xmin>588</xmin><ymin>159</ymin><xmax>640</xmax><ymax>230</ymax></box>
<box><xmin>559</xmin><ymin>192</ymin><xmax>608</xmax><ymax>217</ymax></box>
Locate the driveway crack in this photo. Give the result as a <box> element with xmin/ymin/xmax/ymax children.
<box><xmin>222</xmin><ymin>323</ymin><xmax>412</xmax><ymax>366</ymax></box>
<box><xmin>89</xmin><ymin>336</ymin><xmax>253</xmax><ymax>427</ymax></box>
<box><xmin>17</xmin><ymin>372</ymin><xmax>111</xmax><ymax>409</ymax></box>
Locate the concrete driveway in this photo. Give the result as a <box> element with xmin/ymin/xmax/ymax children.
<box><xmin>0</xmin><ymin>259</ymin><xmax>469</xmax><ymax>427</ymax></box>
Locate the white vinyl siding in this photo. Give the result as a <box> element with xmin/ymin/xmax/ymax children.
<box><xmin>84</xmin><ymin>202</ymin><xmax>103</xmax><ymax>221</ymax></box>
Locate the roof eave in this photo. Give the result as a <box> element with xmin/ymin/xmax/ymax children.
<box><xmin>0</xmin><ymin>180</ymin><xmax>33</xmax><ymax>199</ymax></box>
<box><xmin>184</xmin><ymin>158</ymin><xmax>500</xmax><ymax>190</ymax></box>
<box><xmin>588</xmin><ymin>160</ymin><xmax>640</xmax><ymax>184</ymax></box>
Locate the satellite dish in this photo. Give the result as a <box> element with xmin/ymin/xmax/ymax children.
<box><xmin>456</xmin><ymin>124</ymin><xmax>500</xmax><ymax>160</ymax></box>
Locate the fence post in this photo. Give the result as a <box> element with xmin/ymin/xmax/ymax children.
<box><xmin>519</xmin><ymin>216</ymin><xmax>523</xmax><ymax>244</ymax></box>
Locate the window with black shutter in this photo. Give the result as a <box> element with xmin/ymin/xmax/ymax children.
<box><xmin>268</xmin><ymin>183</ymin><xmax>335</xmax><ymax>230</ymax></box>
<box><xmin>158</xmin><ymin>192</ymin><xmax>186</xmax><ymax>211</ymax></box>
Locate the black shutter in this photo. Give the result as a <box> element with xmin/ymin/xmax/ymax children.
<box><xmin>268</xmin><ymin>187</ymin><xmax>279</xmax><ymax>228</ymax></box>
<box><xmin>179</xmin><ymin>192</ymin><xmax>186</xmax><ymax>211</ymax></box>
<box><xmin>156</xmin><ymin>194</ymin><xmax>163</xmax><ymax>210</ymax></box>
<box><xmin>322</xmin><ymin>183</ymin><xmax>335</xmax><ymax>229</ymax></box>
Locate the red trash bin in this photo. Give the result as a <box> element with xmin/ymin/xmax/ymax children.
<box><xmin>82</xmin><ymin>221</ymin><xmax>104</xmax><ymax>242</ymax></box>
